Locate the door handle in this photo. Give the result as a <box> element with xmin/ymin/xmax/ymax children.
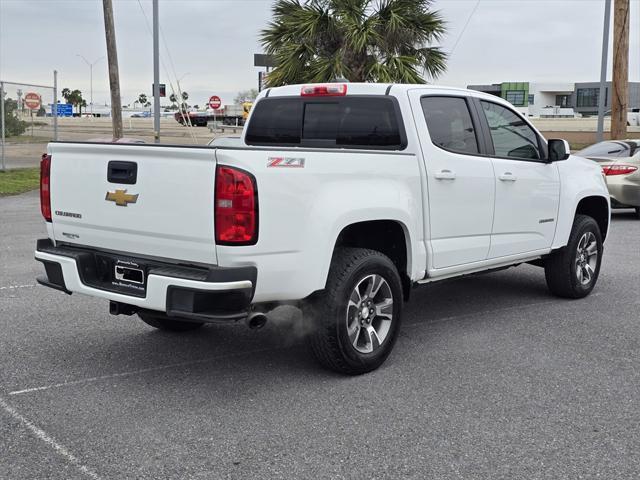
<box><xmin>434</xmin><ymin>169</ymin><xmax>456</xmax><ymax>180</ymax></box>
<box><xmin>498</xmin><ymin>172</ymin><xmax>517</xmax><ymax>182</ymax></box>
<box><xmin>108</xmin><ymin>161</ymin><xmax>138</xmax><ymax>184</ymax></box>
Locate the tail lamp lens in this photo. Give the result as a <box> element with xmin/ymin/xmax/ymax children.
<box><xmin>602</xmin><ymin>164</ymin><xmax>638</xmax><ymax>176</ymax></box>
<box><xmin>40</xmin><ymin>153</ymin><xmax>52</xmax><ymax>222</ymax></box>
<box><xmin>215</xmin><ymin>165</ymin><xmax>258</xmax><ymax>244</ymax></box>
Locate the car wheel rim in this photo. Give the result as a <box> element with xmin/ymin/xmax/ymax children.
<box><xmin>575</xmin><ymin>231</ymin><xmax>598</xmax><ymax>286</ymax></box>
<box><xmin>345</xmin><ymin>274</ymin><xmax>394</xmax><ymax>354</ymax></box>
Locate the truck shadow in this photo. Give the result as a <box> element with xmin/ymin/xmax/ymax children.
<box><xmin>610</xmin><ymin>209</ymin><xmax>640</xmax><ymax>221</ymax></box>
<box><xmin>29</xmin><ymin>265</ymin><xmax>557</xmax><ymax>388</ymax></box>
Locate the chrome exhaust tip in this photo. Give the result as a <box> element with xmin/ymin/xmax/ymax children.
<box><xmin>246</xmin><ymin>312</ymin><xmax>268</xmax><ymax>330</ymax></box>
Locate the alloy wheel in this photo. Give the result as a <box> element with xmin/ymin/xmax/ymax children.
<box><xmin>345</xmin><ymin>274</ymin><xmax>394</xmax><ymax>354</ymax></box>
<box><xmin>575</xmin><ymin>231</ymin><xmax>598</xmax><ymax>285</ymax></box>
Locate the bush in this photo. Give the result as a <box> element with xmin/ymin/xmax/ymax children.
<box><xmin>3</xmin><ymin>98</ymin><xmax>28</xmax><ymax>136</ymax></box>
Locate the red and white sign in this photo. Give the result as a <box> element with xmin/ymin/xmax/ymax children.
<box><xmin>208</xmin><ymin>95</ymin><xmax>222</xmax><ymax>110</ymax></box>
<box><xmin>24</xmin><ymin>92</ymin><xmax>41</xmax><ymax>110</ymax></box>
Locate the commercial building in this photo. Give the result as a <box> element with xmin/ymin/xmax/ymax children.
<box><xmin>572</xmin><ymin>82</ymin><xmax>640</xmax><ymax>116</ymax></box>
<box><xmin>467</xmin><ymin>81</ymin><xmax>640</xmax><ymax>117</ymax></box>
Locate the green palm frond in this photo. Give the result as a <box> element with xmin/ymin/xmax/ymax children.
<box><xmin>262</xmin><ymin>0</ymin><xmax>447</xmax><ymax>86</ymax></box>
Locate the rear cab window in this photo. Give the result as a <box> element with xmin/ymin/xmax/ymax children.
<box><xmin>245</xmin><ymin>96</ymin><xmax>406</xmax><ymax>150</ymax></box>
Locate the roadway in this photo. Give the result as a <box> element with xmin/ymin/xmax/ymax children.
<box><xmin>1</xmin><ymin>191</ymin><xmax>640</xmax><ymax>479</ymax></box>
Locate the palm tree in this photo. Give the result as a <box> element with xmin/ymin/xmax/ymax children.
<box><xmin>169</xmin><ymin>93</ymin><xmax>178</xmax><ymax>110</ymax></box>
<box><xmin>138</xmin><ymin>93</ymin><xmax>148</xmax><ymax>106</ymax></box>
<box><xmin>62</xmin><ymin>88</ymin><xmax>84</xmax><ymax>116</ymax></box>
<box><xmin>261</xmin><ymin>0</ymin><xmax>447</xmax><ymax>86</ymax></box>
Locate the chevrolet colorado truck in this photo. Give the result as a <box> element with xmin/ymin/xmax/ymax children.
<box><xmin>36</xmin><ymin>83</ymin><xmax>610</xmax><ymax>375</ymax></box>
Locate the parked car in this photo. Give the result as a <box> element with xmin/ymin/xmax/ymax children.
<box><xmin>577</xmin><ymin>140</ymin><xmax>640</xmax><ymax>218</ymax></box>
<box><xmin>35</xmin><ymin>83</ymin><xmax>610</xmax><ymax>375</ymax></box>
<box><xmin>599</xmin><ymin>110</ymin><xmax>640</xmax><ymax>126</ymax></box>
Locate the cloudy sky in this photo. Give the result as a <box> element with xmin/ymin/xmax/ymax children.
<box><xmin>0</xmin><ymin>0</ymin><xmax>638</xmax><ymax>108</ymax></box>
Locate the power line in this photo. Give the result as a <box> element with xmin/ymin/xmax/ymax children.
<box><xmin>449</xmin><ymin>0</ymin><xmax>481</xmax><ymax>57</ymax></box>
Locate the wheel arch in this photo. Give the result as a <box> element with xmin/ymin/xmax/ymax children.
<box><xmin>331</xmin><ymin>219</ymin><xmax>412</xmax><ymax>301</ymax></box>
<box><xmin>575</xmin><ymin>195</ymin><xmax>610</xmax><ymax>241</ymax></box>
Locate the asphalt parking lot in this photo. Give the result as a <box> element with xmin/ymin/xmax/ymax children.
<box><xmin>1</xmin><ymin>190</ymin><xmax>640</xmax><ymax>479</ymax></box>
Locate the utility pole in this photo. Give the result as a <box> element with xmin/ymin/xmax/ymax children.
<box><xmin>597</xmin><ymin>0</ymin><xmax>612</xmax><ymax>142</ymax></box>
<box><xmin>152</xmin><ymin>0</ymin><xmax>160</xmax><ymax>143</ymax></box>
<box><xmin>611</xmin><ymin>0</ymin><xmax>629</xmax><ymax>140</ymax></box>
<box><xmin>102</xmin><ymin>0</ymin><xmax>123</xmax><ymax>140</ymax></box>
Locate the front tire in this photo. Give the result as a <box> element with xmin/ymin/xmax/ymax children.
<box><xmin>305</xmin><ymin>248</ymin><xmax>403</xmax><ymax>375</ymax></box>
<box><xmin>544</xmin><ymin>214</ymin><xmax>603</xmax><ymax>298</ymax></box>
<box><xmin>138</xmin><ymin>311</ymin><xmax>204</xmax><ymax>332</ymax></box>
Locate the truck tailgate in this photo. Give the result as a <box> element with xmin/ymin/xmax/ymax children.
<box><xmin>48</xmin><ymin>143</ymin><xmax>217</xmax><ymax>265</ymax></box>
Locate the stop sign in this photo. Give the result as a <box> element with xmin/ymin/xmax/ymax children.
<box><xmin>208</xmin><ymin>95</ymin><xmax>222</xmax><ymax>110</ymax></box>
<box><xmin>24</xmin><ymin>92</ymin><xmax>41</xmax><ymax>110</ymax></box>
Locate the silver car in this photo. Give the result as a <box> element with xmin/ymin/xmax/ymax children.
<box><xmin>577</xmin><ymin>140</ymin><xmax>640</xmax><ymax>219</ymax></box>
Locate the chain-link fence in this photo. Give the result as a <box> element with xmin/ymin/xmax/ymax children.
<box><xmin>0</xmin><ymin>72</ymin><xmax>58</xmax><ymax>171</ymax></box>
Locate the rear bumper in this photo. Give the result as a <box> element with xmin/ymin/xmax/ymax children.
<box><xmin>607</xmin><ymin>183</ymin><xmax>640</xmax><ymax>208</ymax></box>
<box><xmin>35</xmin><ymin>239</ymin><xmax>256</xmax><ymax>322</ymax></box>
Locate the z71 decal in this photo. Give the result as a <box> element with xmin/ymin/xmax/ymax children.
<box><xmin>267</xmin><ymin>157</ymin><xmax>305</xmax><ymax>168</ymax></box>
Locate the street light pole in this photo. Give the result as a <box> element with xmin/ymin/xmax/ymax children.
<box><xmin>77</xmin><ymin>54</ymin><xmax>105</xmax><ymax>117</ymax></box>
<box><xmin>153</xmin><ymin>0</ymin><xmax>160</xmax><ymax>143</ymax></box>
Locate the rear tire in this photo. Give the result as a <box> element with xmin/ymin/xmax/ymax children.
<box><xmin>634</xmin><ymin>207</ymin><xmax>640</xmax><ymax>219</ymax></box>
<box><xmin>304</xmin><ymin>248</ymin><xmax>403</xmax><ymax>375</ymax></box>
<box><xmin>138</xmin><ymin>311</ymin><xmax>204</xmax><ymax>332</ymax></box>
<box><xmin>544</xmin><ymin>214</ymin><xmax>603</xmax><ymax>299</ymax></box>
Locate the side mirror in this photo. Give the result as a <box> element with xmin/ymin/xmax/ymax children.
<box><xmin>548</xmin><ymin>139</ymin><xmax>570</xmax><ymax>161</ymax></box>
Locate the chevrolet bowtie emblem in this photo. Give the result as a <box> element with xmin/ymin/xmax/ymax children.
<box><xmin>105</xmin><ymin>189</ymin><xmax>139</xmax><ymax>206</ymax></box>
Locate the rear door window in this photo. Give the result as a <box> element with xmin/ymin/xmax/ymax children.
<box><xmin>421</xmin><ymin>96</ymin><xmax>479</xmax><ymax>154</ymax></box>
<box><xmin>245</xmin><ymin>97</ymin><xmax>406</xmax><ymax>150</ymax></box>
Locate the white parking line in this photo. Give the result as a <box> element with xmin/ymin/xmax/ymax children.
<box><xmin>0</xmin><ymin>284</ymin><xmax>36</xmax><ymax>291</ymax></box>
<box><xmin>8</xmin><ymin>346</ymin><xmax>279</xmax><ymax>396</ymax></box>
<box><xmin>0</xmin><ymin>396</ymin><xmax>101</xmax><ymax>479</ymax></box>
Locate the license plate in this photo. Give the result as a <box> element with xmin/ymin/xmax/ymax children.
<box><xmin>112</xmin><ymin>260</ymin><xmax>146</xmax><ymax>294</ymax></box>
<box><xmin>114</xmin><ymin>264</ymin><xmax>145</xmax><ymax>284</ymax></box>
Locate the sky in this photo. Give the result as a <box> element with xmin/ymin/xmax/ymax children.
<box><xmin>0</xmin><ymin>0</ymin><xmax>639</xmax><ymax>109</ymax></box>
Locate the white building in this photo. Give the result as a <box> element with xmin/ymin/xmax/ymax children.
<box><xmin>467</xmin><ymin>81</ymin><xmax>577</xmax><ymax>118</ymax></box>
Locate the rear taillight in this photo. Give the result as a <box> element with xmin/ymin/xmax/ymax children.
<box><xmin>602</xmin><ymin>164</ymin><xmax>638</xmax><ymax>176</ymax></box>
<box><xmin>300</xmin><ymin>83</ymin><xmax>347</xmax><ymax>97</ymax></box>
<box><xmin>40</xmin><ymin>153</ymin><xmax>52</xmax><ymax>222</ymax></box>
<box><xmin>215</xmin><ymin>165</ymin><xmax>258</xmax><ymax>245</ymax></box>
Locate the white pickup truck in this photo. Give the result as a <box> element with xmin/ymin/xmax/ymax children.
<box><xmin>36</xmin><ymin>83</ymin><xmax>610</xmax><ymax>375</ymax></box>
